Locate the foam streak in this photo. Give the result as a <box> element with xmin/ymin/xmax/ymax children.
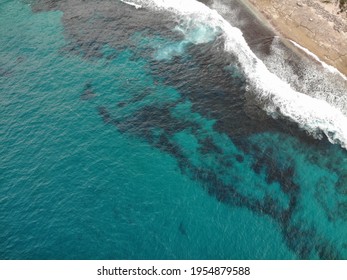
<box><xmin>120</xmin><ymin>0</ymin><xmax>142</xmax><ymax>9</ymax></box>
<box><xmin>290</xmin><ymin>40</ymin><xmax>347</xmax><ymax>81</ymax></box>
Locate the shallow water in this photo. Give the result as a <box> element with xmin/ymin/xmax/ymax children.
<box><xmin>1</xmin><ymin>0</ymin><xmax>347</xmax><ymax>259</ymax></box>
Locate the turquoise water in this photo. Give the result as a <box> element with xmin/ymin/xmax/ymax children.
<box><xmin>1</xmin><ymin>0</ymin><xmax>347</xmax><ymax>259</ymax></box>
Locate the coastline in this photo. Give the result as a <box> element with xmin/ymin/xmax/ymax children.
<box><xmin>238</xmin><ymin>0</ymin><xmax>347</xmax><ymax>79</ymax></box>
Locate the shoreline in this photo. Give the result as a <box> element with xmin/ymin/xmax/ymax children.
<box><xmin>238</xmin><ymin>0</ymin><xmax>347</xmax><ymax>79</ymax></box>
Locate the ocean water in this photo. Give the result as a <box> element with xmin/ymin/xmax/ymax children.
<box><xmin>1</xmin><ymin>0</ymin><xmax>347</xmax><ymax>260</ymax></box>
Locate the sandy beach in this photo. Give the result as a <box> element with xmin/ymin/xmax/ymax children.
<box><xmin>240</xmin><ymin>0</ymin><xmax>347</xmax><ymax>77</ymax></box>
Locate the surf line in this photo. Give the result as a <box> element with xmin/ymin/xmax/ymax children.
<box><xmin>289</xmin><ymin>40</ymin><xmax>347</xmax><ymax>81</ymax></box>
<box><xmin>120</xmin><ymin>0</ymin><xmax>142</xmax><ymax>9</ymax></box>
<box><xmin>127</xmin><ymin>0</ymin><xmax>347</xmax><ymax>149</ymax></box>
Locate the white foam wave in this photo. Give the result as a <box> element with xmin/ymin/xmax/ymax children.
<box><xmin>289</xmin><ymin>40</ymin><xmax>347</xmax><ymax>81</ymax></box>
<box><xmin>132</xmin><ymin>0</ymin><xmax>347</xmax><ymax>148</ymax></box>
<box><xmin>120</xmin><ymin>0</ymin><xmax>142</xmax><ymax>9</ymax></box>
<box><xmin>263</xmin><ymin>37</ymin><xmax>347</xmax><ymax>116</ymax></box>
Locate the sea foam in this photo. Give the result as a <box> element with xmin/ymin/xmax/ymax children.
<box><xmin>123</xmin><ymin>0</ymin><xmax>347</xmax><ymax>149</ymax></box>
<box><xmin>289</xmin><ymin>40</ymin><xmax>347</xmax><ymax>81</ymax></box>
<box><xmin>120</xmin><ymin>0</ymin><xmax>142</xmax><ymax>9</ymax></box>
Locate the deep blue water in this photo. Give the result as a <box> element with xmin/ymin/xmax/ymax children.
<box><xmin>1</xmin><ymin>0</ymin><xmax>347</xmax><ymax>259</ymax></box>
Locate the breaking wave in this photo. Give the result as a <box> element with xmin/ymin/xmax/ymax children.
<box><xmin>121</xmin><ymin>0</ymin><xmax>347</xmax><ymax>149</ymax></box>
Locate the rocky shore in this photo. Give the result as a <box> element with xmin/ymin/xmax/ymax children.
<box><xmin>243</xmin><ymin>0</ymin><xmax>347</xmax><ymax>77</ymax></box>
